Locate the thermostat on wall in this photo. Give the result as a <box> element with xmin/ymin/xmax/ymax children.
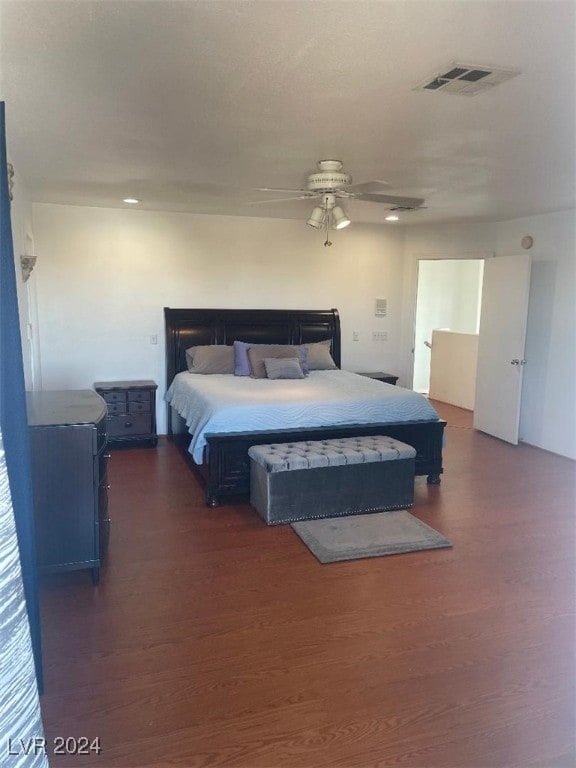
<box><xmin>375</xmin><ymin>298</ymin><xmax>387</xmax><ymax>317</ymax></box>
<box><xmin>521</xmin><ymin>235</ymin><xmax>534</xmax><ymax>250</ymax></box>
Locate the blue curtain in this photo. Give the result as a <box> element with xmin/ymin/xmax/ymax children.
<box><xmin>0</xmin><ymin>101</ymin><xmax>43</xmax><ymax>690</ymax></box>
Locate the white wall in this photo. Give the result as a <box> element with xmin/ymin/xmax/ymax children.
<box><xmin>31</xmin><ymin>204</ymin><xmax>406</xmax><ymax>433</ymax></box>
<box><xmin>403</xmin><ymin>210</ymin><xmax>576</xmax><ymax>459</ymax></box>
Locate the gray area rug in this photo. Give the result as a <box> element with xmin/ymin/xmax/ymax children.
<box><xmin>291</xmin><ymin>510</ymin><xmax>452</xmax><ymax>564</ymax></box>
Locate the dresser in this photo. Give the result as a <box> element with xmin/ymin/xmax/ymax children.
<box><xmin>26</xmin><ymin>389</ymin><xmax>110</xmax><ymax>584</ymax></box>
<box><xmin>94</xmin><ymin>380</ymin><xmax>158</xmax><ymax>447</ymax></box>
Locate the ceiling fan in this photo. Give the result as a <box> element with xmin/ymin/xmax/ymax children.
<box><xmin>254</xmin><ymin>159</ymin><xmax>425</xmax><ymax>241</ymax></box>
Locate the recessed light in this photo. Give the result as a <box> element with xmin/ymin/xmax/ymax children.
<box><xmin>385</xmin><ymin>215</ymin><xmax>399</xmax><ymax>222</ymax></box>
<box><xmin>123</xmin><ymin>197</ymin><xmax>140</xmax><ymax>204</ymax></box>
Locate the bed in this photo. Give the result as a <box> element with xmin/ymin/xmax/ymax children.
<box><xmin>164</xmin><ymin>307</ymin><xmax>445</xmax><ymax>506</ymax></box>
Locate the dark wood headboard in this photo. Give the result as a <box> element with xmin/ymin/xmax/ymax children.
<box><xmin>164</xmin><ymin>307</ymin><xmax>341</xmax><ymax>388</ymax></box>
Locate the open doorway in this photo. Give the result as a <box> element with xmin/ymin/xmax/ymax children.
<box><xmin>413</xmin><ymin>259</ymin><xmax>484</xmax><ymax>410</ymax></box>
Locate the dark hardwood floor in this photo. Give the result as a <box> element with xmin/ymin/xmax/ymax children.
<box><xmin>38</xmin><ymin>402</ymin><xmax>576</xmax><ymax>767</ymax></box>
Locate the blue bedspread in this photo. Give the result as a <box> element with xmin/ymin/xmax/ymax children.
<box><xmin>165</xmin><ymin>370</ymin><xmax>440</xmax><ymax>464</ymax></box>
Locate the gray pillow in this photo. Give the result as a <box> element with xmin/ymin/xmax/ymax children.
<box><xmin>247</xmin><ymin>345</ymin><xmax>300</xmax><ymax>378</ymax></box>
<box><xmin>302</xmin><ymin>339</ymin><xmax>338</xmax><ymax>370</ymax></box>
<box><xmin>263</xmin><ymin>357</ymin><xmax>305</xmax><ymax>380</ymax></box>
<box><xmin>185</xmin><ymin>345</ymin><xmax>235</xmax><ymax>374</ymax></box>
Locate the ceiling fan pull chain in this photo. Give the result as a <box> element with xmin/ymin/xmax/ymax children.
<box><xmin>324</xmin><ymin>210</ymin><xmax>332</xmax><ymax>247</ymax></box>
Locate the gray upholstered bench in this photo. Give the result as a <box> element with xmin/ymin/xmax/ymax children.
<box><xmin>248</xmin><ymin>435</ymin><xmax>416</xmax><ymax>525</ymax></box>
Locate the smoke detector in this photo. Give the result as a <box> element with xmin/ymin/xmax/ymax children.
<box><xmin>415</xmin><ymin>62</ymin><xmax>521</xmax><ymax>96</ymax></box>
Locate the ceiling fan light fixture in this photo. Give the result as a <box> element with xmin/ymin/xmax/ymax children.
<box><xmin>332</xmin><ymin>206</ymin><xmax>351</xmax><ymax>229</ymax></box>
<box><xmin>307</xmin><ymin>206</ymin><xmax>326</xmax><ymax>229</ymax></box>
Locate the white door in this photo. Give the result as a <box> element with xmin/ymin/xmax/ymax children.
<box><xmin>473</xmin><ymin>254</ymin><xmax>531</xmax><ymax>443</ymax></box>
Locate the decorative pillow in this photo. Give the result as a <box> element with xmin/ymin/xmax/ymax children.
<box><xmin>234</xmin><ymin>340</ymin><xmax>309</xmax><ymax>375</ymax></box>
<box><xmin>263</xmin><ymin>357</ymin><xmax>305</xmax><ymax>380</ymax></box>
<box><xmin>247</xmin><ymin>345</ymin><xmax>300</xmax><ymax>379</ymax></box>
<box><xmin>233</xmin><ymin>340</ymin><xmax>265</xmax><ymax>376</ymax></box>
<box><xmin>302</xmin><ymin>339</ymin><xmax>338</xmax><ymax>370</ymax></box>
<box><xmin>185</xmin><ymin>345</ymin><xmax>235</xmax><ymax>374</ymax></box>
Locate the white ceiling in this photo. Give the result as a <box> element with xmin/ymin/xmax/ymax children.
<box><xmin>1</xmin><ymin>0</ymin><xmax>575</xmax><ymax>226</ymax></box>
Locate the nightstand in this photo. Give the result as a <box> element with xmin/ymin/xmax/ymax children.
<box><xmin>94</xmin><ymin>380</ymin><xmax>157</xmax><ymax>447</ymax></box>
<box><xmin>356</xmin><ymin>371</ymin><xmax>399</xmax><ymax>385</ymax></box>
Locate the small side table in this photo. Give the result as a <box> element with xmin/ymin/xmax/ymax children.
<box><xmin>356</xmin><ymin>371</ymin><xmax>399</xmax><ymax>385</ymax></box>
<box><xmin>94</xmin><ymin>380</ymin><xmax>158</xmax><ymax>447</ymax></box>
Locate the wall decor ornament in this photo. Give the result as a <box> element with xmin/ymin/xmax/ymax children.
<box><xmin>7</xmin><ymin>162</ymin><xmax>14</xmax><ymax>201</ymax></box>
<box><xmin>20</xmin><ymin>255</ymin><xmax>37</xmax><ymax>282</ymax></box>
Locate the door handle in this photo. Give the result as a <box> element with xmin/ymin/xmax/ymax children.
<box><xmin>510</xmin><ymin>359</ymin><xmax>526</xmax><ymax>365</ymax></box>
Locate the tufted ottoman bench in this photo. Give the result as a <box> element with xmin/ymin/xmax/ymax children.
<box><xmin>248</xmin><ymin>435</ymin><xmax>416</xmax><ymax>525</ymax></box>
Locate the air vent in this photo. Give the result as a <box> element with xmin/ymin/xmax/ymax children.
<box><xmin>414</xmin><ymin>62</ymin><xmax>520</xmax><ymax>96</ymax></box>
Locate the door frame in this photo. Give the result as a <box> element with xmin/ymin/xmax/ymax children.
<box><xmin>413</xmin><ymin>258</ymin><xmax>485</xmax><ymax>395</ymax></box>
<box><xmin>402</xmin><ymin>250</ymin><xmax>494</xmax><ymax>390</ymax></box>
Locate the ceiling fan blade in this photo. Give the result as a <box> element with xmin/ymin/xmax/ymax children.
<box><xmin>255</xmin><ymin>187</ymin><xmax>316</xmax><ymax>196</ymax></box>
<box><xmin>354</xmin><ymin>193</ymin><xmax>425</xmax><ymax>208</ymax></box>
<box><xmin>346</xmin><ymin>180</ymin><xmax>390</xmax><ymax>194</ymax></box>
<box><xmin>244</xmin><ymin>195</ymin><xmax>314</xmax><ymax>205</ymax></box>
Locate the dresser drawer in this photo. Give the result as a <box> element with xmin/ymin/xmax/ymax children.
<box><xmin>128</xmin><ymin>390</ymin><xmax>151</xmax><ymax>406</ymax></box>
<box><xmin>128</xmin><ymin>397</ymin><xmax>151</xmax><ymax>414</ymax></box>
<box><xmin>98</xmin><ymin>477</ymin><xmax>110</xmax><ymax>559</ymax></box>
<box><xmin>107</xmin><ymin>413</ymin><xmax>152</xmax><ymax>438</ymax></box>
<box><xmin>101</xmin><ymin>390</ymin><xmax>128</xmax><ymax>406</ymax></box>
<box><xmin>98</xmin><ymin>448</ymin><xmax>110</xmax><ymax>484</ymax></box>
<box><xmin>106</xmin><ymin>401</ymin><xmax>125</xmax><ymax>415</ymax></box>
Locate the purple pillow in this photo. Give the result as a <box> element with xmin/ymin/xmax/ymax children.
<box><xmin>233</xmin><ymin>340</ymin><xmax>309</xmax><ymax>376</ymax></box>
